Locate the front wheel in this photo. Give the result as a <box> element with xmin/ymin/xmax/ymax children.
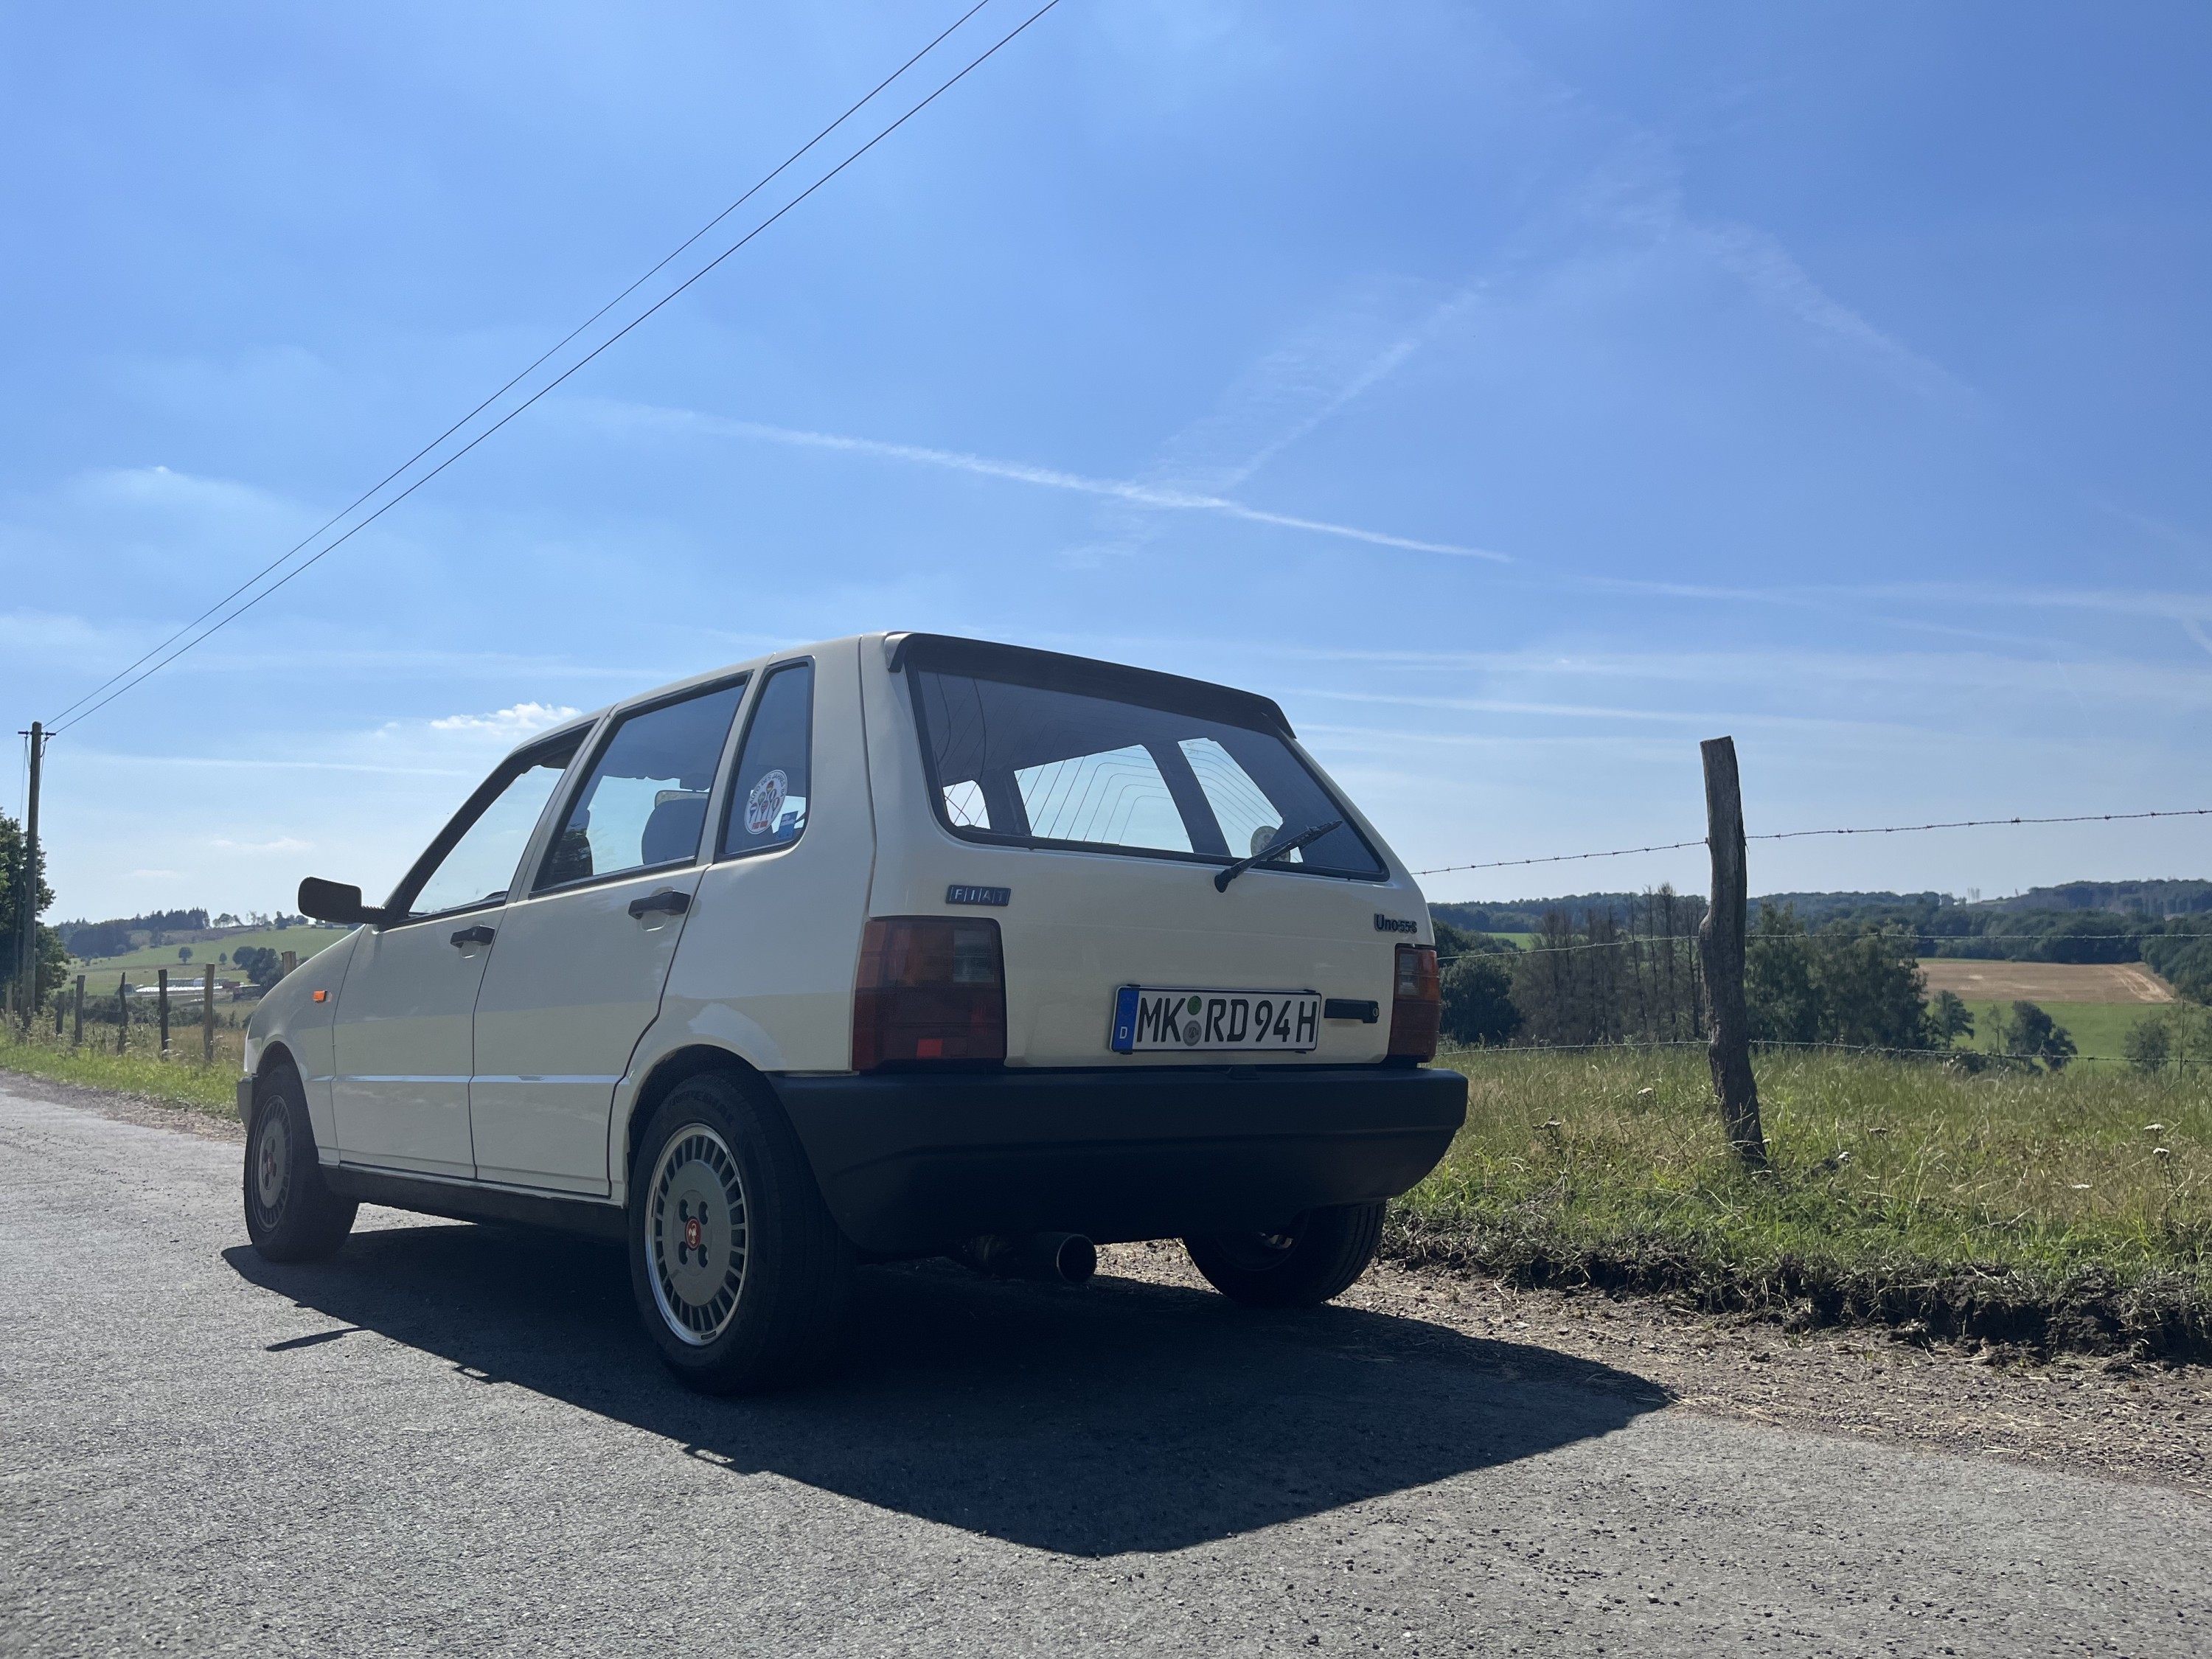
<box><xmin>243</xmin><ymin>1067</ymin><xmax>357</xmax><ymax>1262</ymax></box>
<box><xmin>1183</xmin><ymin>1203</ymin><xmax>1384</xmax><ymax>1308</ymax></box>
<box><xmin>627</xmin><ymin>1073</ymin><xmax>853</xmax><ymax>1394</ymax></box>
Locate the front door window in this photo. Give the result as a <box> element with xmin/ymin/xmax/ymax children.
<box><xmin>408</xmin><ymin>747</ymin><xmax>576</xmax><ymax>917</ymax></box>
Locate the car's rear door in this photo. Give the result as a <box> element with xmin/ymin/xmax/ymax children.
<box><xmin>466</xmin><ymin>677</ymin><xmax>748</xmax><ymax>1194</ymax></box>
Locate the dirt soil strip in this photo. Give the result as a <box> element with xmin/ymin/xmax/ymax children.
<box><xmin>1102</xmin><ymin>1245</ymin><xmax>2212</xmax><ymax>1500</ymax></box>
<box><xmin>1917</xmin><ymin>959</ymin><xmax>2177</xmax><ymax>1004</ymax></box>
<box><xmin>20</xmin><ymin>1071</ymin><xmax>2208</xmax><ymax>1502</ymax></box>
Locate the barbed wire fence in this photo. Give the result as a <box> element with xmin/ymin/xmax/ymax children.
<box><xmin>1413</xmin><ymin>743</ymin><xmax>2212</xmax><ymax>1124</ymax></box>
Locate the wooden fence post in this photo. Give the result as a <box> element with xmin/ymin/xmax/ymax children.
<box><xmin>158</xmin><ymin>967</ymin><xmax>171</xmax><ymax>1057</ymax></box>
<box><xmin>280</xmin><ymin>949</ymin><xmax>296</xmax><ymax>980</ymax></box>
<box><xmin>116</xmin><ymin>973</ymin><xmax>129</xmax><ymax>1054</ymax></box>
<box><xmin>72</xmin><ymin>973</ymin><xmax>84</xmax><ymax>1047</ymax></box>
<box><xmin>203</xmin><ymin>964</ymin><xmax>215</xmax><ymax>1065</ymax></box>
<box><xmin>1698</xmin><ymin>737</ymin><xmax>1768</xmax><ymax>1172</ymax></box>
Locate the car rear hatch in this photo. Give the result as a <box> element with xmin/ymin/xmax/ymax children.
<box><xmin>862</xmin><ymin>634</ymin><xmax>1433</xmax><ymax>1068</ymax></box>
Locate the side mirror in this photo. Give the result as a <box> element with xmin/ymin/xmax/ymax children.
<box><xmin>298</xmin><ymin>877</ymin><xmax>386</xmax><ymax>928</ymax></box>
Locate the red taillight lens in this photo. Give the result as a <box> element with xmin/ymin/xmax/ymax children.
<box><xmin>1386</xmin><ymin>943</ymin><xmax>1441</xmax><ymax>1062</ymax></box>
<box><xmin>852</xmin><ymin>916</ymin><xmax>1007</xmax><ymax>1071</ymax></box>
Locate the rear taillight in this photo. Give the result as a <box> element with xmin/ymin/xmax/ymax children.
<box><xmin>1386</xmin><ymin>942</ymin><xmax>1441</xmax><ymax>1063</ymax></box>
<box><xmin>852</xmin><ymin>916</ymin><xmax>1007</xmax><ymax>1071</ymax></box>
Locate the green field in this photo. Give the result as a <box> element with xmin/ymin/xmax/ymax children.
<box><xmin>1402</xmin><ymin>1045</ymin><xmax>2211</xmax><ymax>1359</ymax></box>
<box><xmin>67</xmin><ymin>925</ymin><xmax>351</xmax><ymax>975</ymax></box>
<box><xmin>1949</xmin><ymin>1001</ymin><xmax>2159</xmax><ymax>1069</ymax></box>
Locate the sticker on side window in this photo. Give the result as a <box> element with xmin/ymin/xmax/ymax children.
<box><xmin>743</xmin><ymin>769</ymin><xmax>789</xmax><ymax>837</ymax></box>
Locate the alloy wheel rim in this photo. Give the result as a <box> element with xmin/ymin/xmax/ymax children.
<box><xmin>647</xmin><ymin>1124</ymin><xmax>748</xmax><ymax>1347</ymax></box>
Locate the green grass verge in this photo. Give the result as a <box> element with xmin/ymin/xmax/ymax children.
<box><xmin>0</xmin><ymin>1026</ymin><xmax>242</xmax><ymax>1116</ymax></box>
<box><xmin>1396</xmin><ymin>1047</ymin><xmax>2211</xmax><ymax>1360</ymax></box>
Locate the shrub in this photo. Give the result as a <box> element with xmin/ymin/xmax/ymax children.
<box><xmin>2003</xmin><ymin>1001</ymin><xmax>2077</xmax><ymax>1071</ymax></box>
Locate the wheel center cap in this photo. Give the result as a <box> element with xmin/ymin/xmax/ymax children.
<box><xmin>684</xmin><ymin>1216</ymin><xmax>703</xmax><ymax>1251</ymax></box>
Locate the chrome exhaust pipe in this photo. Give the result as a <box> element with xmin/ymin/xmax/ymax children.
<box><xmin>952</xmin><ymin>1231</ymin><xmax>1097</xmax><ymax>1286</ymax></box>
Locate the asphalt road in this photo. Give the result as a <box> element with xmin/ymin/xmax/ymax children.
<box><xmin>2</xmin><ymin>1085</ymin><xmax>2205</xmax><ymax>1658</ymax></box>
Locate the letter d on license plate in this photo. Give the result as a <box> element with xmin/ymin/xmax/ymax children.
<box><xmin>1110</xmin><ymin>987</ymin><xmax>1321</xmax><ymax>1054</ymax></box>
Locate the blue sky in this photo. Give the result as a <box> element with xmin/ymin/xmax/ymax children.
<box><xmin>4</xmin><ymin>1</ymin><xmax>2208</xmax><ymax>922</ymax></box>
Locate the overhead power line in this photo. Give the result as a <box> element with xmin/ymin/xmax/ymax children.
<box><xmin>1413</xmin><ymin>807</ymin><xmax>2212</xmax><ymax>877</ymax></box>
<box><xmin>46</xmin><ymin>0</ymin><xmax>1057</xmax><ymax>737</ymax></box>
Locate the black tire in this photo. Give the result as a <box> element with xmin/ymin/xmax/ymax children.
<box><xmin>1183</xmin><ymin>1203</ymin><xmax>1385</xmax><ymax>1309</ymax></box>
<box><xmin>627</xmin><ymin>1071</ymin><xmax>853</xmax><ymax>1394</ymax></box>
<box><xmin>243</xmin><ymin>1064</ymin><xmax>358</xmax><ymax>1262</ymax></box>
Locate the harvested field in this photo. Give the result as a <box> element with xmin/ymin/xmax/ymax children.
<box><xmin>1919</xmin><ymin>958</ymin><xmax>2175</xmax><ymax>1004</ymax></box>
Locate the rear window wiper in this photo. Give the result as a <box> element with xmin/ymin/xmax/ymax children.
<box><xmin>1213</xmin><ymin>820</ymin><xmax>1343</xmax><ymax>891</ymax></box>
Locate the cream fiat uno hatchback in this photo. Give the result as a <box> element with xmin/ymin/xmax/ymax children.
<box><xmin>244</xmin><ymin>634</ymin><xmax>1467</xmax><ymax>1392</ymax></box>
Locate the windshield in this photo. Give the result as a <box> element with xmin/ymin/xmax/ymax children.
<box><xmin>908</xmin><ymin>666</ymin><xmax>1383</xmax><ymax>879</ymax></box>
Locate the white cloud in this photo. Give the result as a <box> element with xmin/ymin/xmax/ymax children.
<box><xmin>428</xmin><ymin>702</ymin><xmax>582</xmax><ymax>734</ymax></box>
<box><xmin>586</xmin><ymin>403</ymin><xmax>1506</xmax><ymax>561</ymax></box>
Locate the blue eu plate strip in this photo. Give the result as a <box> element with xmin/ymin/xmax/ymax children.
<box><xmin>1110</xmin><ymin>985</ymin><xmax>1140</xmax><ymax>1054</ymax></box>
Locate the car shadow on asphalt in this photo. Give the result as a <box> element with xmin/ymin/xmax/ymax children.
<box><xmin>226</xmin><ymin>1220</ymin><xmax>1668</xmax><ymax>1557</ymax></box>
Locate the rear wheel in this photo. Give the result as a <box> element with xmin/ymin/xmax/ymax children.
<box><xmin>1183</xmin><ymin>1203</ymin><xmax>1384</xmax><ymax>1308</ymax></box>
<box><xmin>627</xmin><ymin>1072</ymin><xmax>853</xmax><ymax>1394</ymax></box>
<box><xmin>243</xmin><ymin>1065</ymin><xmax>357</xmax><ymax>1262</ymax></box>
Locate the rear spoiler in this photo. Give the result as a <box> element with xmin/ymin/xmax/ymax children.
<box><xmin>886</xmin><ymin>632</ymin><xmax>1294</xmax><ymax>739</ymax></box>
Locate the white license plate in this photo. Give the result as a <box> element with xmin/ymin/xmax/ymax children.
<box><xmin>1110</xmin><ymin>987</ymin><xmax>1321</xmax><ymax>1054</ymax></box>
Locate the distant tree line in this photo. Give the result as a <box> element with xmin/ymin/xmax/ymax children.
<box><xmin>1434</xmin><ymin>888</ymin><xmax>2212</xmax><ymax>983</ymax></box>
<box><xmin>55</xmin><ymin>908</ymin><xmax>209</xmax><ymax>959</ymax></box>
<box><xmin>1435</xmin><ymin>890</ymin><xmax>2090</xmax><ymax>1070</ymax></box>
<box><xmin>54</xmin><ymin>908</ymin><xmax>324</xmax><ymax>964</ymax></box>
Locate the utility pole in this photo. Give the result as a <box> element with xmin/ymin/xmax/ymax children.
<box><xmin>202</xmin><ymin>963</ymin><xmax>215</xmax><ymax>1065</ymax></box>
<box><xmin>13</xmin><ymin>721</ymin><xmax>42</xmax><ymax>1032</ymax></box>
<box><xmin>1698</xmin><ymin>736</ymin><xmax>1768</xmax><ymax>1172</ymax></box>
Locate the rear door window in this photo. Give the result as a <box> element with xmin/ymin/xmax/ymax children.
<box><xmin>910</xmin><ymin>665</ymin><xmax>1382</xmax><ymax>879</ymax></box>
<box><xmin>538</xmin><ymin>681</ymin><xmax>746</xmax><ymax>890</ymax></box>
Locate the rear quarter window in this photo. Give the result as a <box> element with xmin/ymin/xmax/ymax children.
<box><xmin>720</xmin><ymin>661</ymin><xmax>814</xmax><ymax>858</ymax></box>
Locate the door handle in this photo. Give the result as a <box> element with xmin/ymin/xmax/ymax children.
<box><xmin>627</xmin><ymin>889</ymin><xmax>692</xmax><ymax>920</ymax></box>
<box><xmin>449</xmin><ymin>925</ymin><xmax>496</xmax><ymax>948</ymax></box>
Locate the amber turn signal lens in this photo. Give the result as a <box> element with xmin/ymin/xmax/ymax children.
<box><xmin>1386</xmin><ymin>942</ymin><xmax>1440</xmax><ymax>1062</ymax></box>
<box><xmin>852</xmin><ymin>916</ymin><xmax>1007</xmax><ymax>1071</ymax></box>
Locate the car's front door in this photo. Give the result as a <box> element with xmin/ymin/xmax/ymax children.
<box><xmin>467</xmin><ymin>678</ymin><xmax>748</xmax><ymax>1194</ymax></box>
<box><xmin>330</xmin><ymin>733</ymin><xmax>582</xmax><ymax>1177</ymax></box>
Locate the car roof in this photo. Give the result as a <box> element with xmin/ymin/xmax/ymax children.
<box><xmin>500</xmin><ymin>631</ymin><xmax>1295</xmax><ymax>765</ymax></box>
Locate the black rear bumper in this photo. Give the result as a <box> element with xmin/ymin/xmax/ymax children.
<box><xmin>771</xmin><ymin>1064</ymin><xmax>1467</xmax><ymax>1256</ymax></box>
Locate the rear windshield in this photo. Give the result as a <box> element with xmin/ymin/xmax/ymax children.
<box><xmin>908</xmin><ymin>667</ymin><xmax>1385</xmax><ymax>880</ymax></box>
